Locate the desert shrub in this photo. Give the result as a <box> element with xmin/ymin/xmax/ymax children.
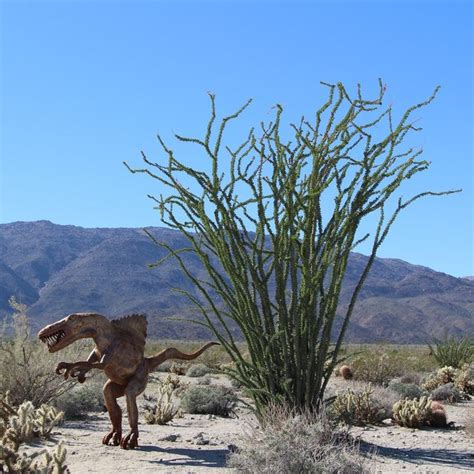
<box><xmin>429</xmin><ymin>336</ymin><xmax>474</xmax><ymax>369</ymax></box>
<box><xmin>186</xmin><ymin>363</ymin><xmax>212</xmax><ymax>378</ymax></box>
<box><xmin>0</xmin><ymin>299</ymin><xmax>87</xmax><ymax>407</ymax></box>
<box><xmin>143</xmin><ymin>375</ymin><xmax>185</xmax><ymax>425</ymax></box>
<box><xmin>228</xmin><ymin>405</ymin><xmax>370</xmax><ymax>473</ymax></box>
<box><xmin>396</xmin><ymin>373</ymin><xmax>424</xmax><ymax>385</ymax></box>
<box><xmin>129</xmin><ymin>84</ymin><xmax>452</xmax><ymax>415</ymax></box>
<box><xmin>350</xmin><ymin>352</ymin><xmax>403</xmax><ymax>386</ymax></box>
<box><xmin>422</xmin><ymin>366</ymin><xmax>457</xmax><ymax>391</ymax></box>
<box><xmin>430</xmin><ymin>383</ymin><xmax>465</xmax><ymax>403</ymax></box>
<box><xmin>170</xmin><ymin>362</ymin><xmax>188</xmax><ymax>375</ymax></box>
<box><xmin>368</xmin><ymin>385</ymin><xmax>400</xmax><ymax>419</ymax></box>
<box><xmin>422</xmin><ymin>365</ymin><xmax>474</xmax><ymax>395</ymax></box>
<box><xmin>198</xmin><ymin>375</ymin><xmax>212</xmax><ymax>385</ymax></box>
<box><xmin>329</xmin><ymin>386</ymin><xmax>389</xmax><ymax>426</ymax></box>
<box><xmin>55</xmin><ymin>375</ymin><xmax>105</xmax><ymax>419</ymax></box>
<box><xmin>154</xmin><ymin>360</ymin><xmax>173</xmax><ymax>373</ymax></box>
<box><xmin>391</xmin><ymin>396</ymin><xmax>447</xmax><ymax>428</ymax></box>
<box><xmin>0</xmin><ymin>392</ymin><xmax>68</xmax><ymax>472</ymax></box>
<box><xmin>180</xmin><ymin>385</ymin><xmax>237</xmax><ymax>417</ymax></box>
<box><xmin>388</xmin><ymin>381</ymin><xmax>426</xmax><ymax>400</ymax></box>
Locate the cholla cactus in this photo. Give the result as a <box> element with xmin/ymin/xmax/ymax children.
<box><xmin>330</xmin><ymin>386</ymin><xmax>387</xmax><ymax>426</ymax></box>
<box><xmin>422</xmin><ymin>366</ymin><xmax>457</xmax><ymax>391</ymax></box>
<box><xmin>143</xmin><ymin>376</ymin><xmax>182</xmax><ymax>425</ymax></box>
<box><xmin>4</xmin><ymin>401</ymin><xmax>64</xmax><ymax>449</ymax></box>
<box><xmin>1</xmin><ymin>441</ymin><xmax>68</xmax><ymax>473</ymax></box>
<box><xmin>1</xmin><ymin>393</ymin><xmax>67</xmax><ymax>473</ymax></box>
<box><xmin>392</xmin><ymin>396</ymin><xmax>433</xmax><ymax>428</ymax></box>
<box><xmin>422</xmin><ymin>364</ymin><xmax>473</xmax><ymax>396</ymax></box>
<box><xmin>453</xmin><ymin>364</ymin><xmax>474</xmax><ymax>395</ymax></box>
<box><xmin>35</xmin><ymin>404</ymin><xmax>64</xmax><ymax>437</ymax></box>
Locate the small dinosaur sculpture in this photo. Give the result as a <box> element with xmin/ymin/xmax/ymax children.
<box><xmin>38</xmin><ymin>312</ymin><xmax>218</xmax><ymax>449</ymax></box>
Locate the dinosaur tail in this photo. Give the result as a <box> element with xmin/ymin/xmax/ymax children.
<box><xmin>147</xmin><ymin>342</ymin><xmax>220</xmax><ymax>371</ymax></box>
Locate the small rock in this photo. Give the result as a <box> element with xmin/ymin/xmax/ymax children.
<box><xmin>193</xmin><ymin>432</ymin><xmax>210</xmax><ymax>445</ymax></box>
<box><xmin>159</xmin><ymin>434</ymin><xmax>181</xmax><ymax>442</ymax></box>
<box><xmin>228</xmin><ymin>444</ymin><xmax>239</xmax><ymax>453</ymax></box>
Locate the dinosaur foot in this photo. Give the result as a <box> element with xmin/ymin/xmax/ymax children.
<box><xmin>120</xmin><ymin>431</ymin><xmax>139</xmax><ymax>449</ymax></box>
<box><xmin>102</xmin><ymin>430</ymin><xmax>122</xmax><ymax>446</ymax></box>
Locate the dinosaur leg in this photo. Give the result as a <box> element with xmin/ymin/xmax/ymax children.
<box><xmin>102</xmin><ymin>380</ymin><xmax>125</xmax><ymax>446</ymax></box>
<box><xmin>120</xmin><ymin>362</ymin><xmax>148</xmax><ymax>449</ymax></box>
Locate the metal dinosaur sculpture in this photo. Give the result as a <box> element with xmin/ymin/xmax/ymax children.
<box><xmin>38</xmin><ymin>312</ymin><xmax>218</xmax><ymax>449</ymax></box>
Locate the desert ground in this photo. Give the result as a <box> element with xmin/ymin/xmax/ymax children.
<box><xmin>32</xmin><ymin>373</ymin><xmax>474</xmax><ymax>474</ymax></box>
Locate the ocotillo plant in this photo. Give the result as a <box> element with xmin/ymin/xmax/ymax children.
<box><xmin>126</xmin><ymin>81</ymin><xmax>459</xmax><ymax>414</ymax></box>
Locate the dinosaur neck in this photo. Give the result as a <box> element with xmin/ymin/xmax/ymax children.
<box><xmin>89</xmin><ymin>315</ymin><xmax>114</xmax><ymax>353</ymax></box>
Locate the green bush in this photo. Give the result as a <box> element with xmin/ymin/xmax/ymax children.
<box><xmin>55</xmin><ymin>376</ymin><xmax>105</xmax><ymax>419</ymax></box>
<box><xmin>429</xmin><ymin>336</ymin><xmax>474</xmax><ymax>369</ymax></box>
<box><xmin>154</xmin><ymin>360</ymin><xmax>173</xmax><ymax>373</ymax></box>
<box><xmin>388</xmin><ymin>381</ymin><xmax>426</xmax><ymax>400</ymax></box>
<box><xmin>180</xmin><ymin>385</ymin><xmax>237</xmax><ymax>417</ymax></box>
<box><xmin>0</xmin><ymin>298</ymin><xmax>87</xmax><ymax>407</ymax></box>
<box><xmin>430</xmin><ymin>383</ymin><xmax>465</xmax><ymax>403</ymax></box>
<box><xmin>350</xmin><ymin>351</ymin><xmax>403</xmax><ymax>386</ymax></box>
<box><xmin>186</xmin><ymin>363</ymin><xmax>212</xmax><ymax>378</ymax></box>
<box><xmin>227</xmin><ymin>405</ymin><xmax>370</xmax><ymax>473</ymax></box>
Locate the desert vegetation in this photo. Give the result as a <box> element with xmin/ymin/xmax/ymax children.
<box><xmin>1</xmin><ymin>301</ymin><xmax>101</xmax><ymax>472</ymax></box>
<box><xmin>127</xmin><ymin>81</ymin><xmax>459</xmax><ymax>418</ymax></box>
<box><xmin>1</xmin><ymin>307</ymin><xmax>473</xmax><ymax>472</ymax></box>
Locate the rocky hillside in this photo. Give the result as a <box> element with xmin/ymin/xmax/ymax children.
<box><xmin>0</xmin><ymin>220</ymin><xmax>472</xmax><ymax>343</ymax></box>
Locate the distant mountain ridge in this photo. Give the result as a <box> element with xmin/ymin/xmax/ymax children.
<box><xmin>0</xmin><ymin>220</ymin><xmax>473</xmax><ymax>343</ymax></box>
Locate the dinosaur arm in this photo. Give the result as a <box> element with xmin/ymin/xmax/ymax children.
<box><xmin>147</xmin><ymin>342</ymin><xmax>219</xmax><ymax>371</ymax></box>
<box><xmin>56</xmin><ymin>349</ymin><xmax>107</xmax><ymax>380</ymax></box>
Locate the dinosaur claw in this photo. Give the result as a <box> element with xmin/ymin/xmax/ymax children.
<box><xmin>120</xmin><ymin>432</ymin><xmax>138</xmax><ymax>449</ymax></box>
<box><xmin>103</xmin><ymin>430</ymin><xmax>122</xmax><ymax>446</ymax></box>
<box><xmin>56</xmin><ymin>362</ymin><xmax>70</xmax><ymax>375</ymax></box>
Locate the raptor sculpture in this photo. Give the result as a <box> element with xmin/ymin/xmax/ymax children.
<box><xmin>38</xmin><ymin>312</ymin><xmax>218</xmax><ymax>449</ymax></box>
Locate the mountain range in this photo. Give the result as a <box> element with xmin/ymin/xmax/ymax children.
<box><xmin>0</xmin><ymin>220</ymin><xmax>472</xmax><ymax>343</ymax></box>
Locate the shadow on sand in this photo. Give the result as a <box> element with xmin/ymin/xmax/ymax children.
<box><xmin>360</xmin><ymin>441</ymin><xmax>474</xmax><ymax>470</ymax></box>
<box><xmin>138</xmin><ymin>445</ymin><xmax>229</xmax><ymax>468</ymax></box>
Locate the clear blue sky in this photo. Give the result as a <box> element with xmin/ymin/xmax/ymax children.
<box><xmin>1</xmin><ymin>0</ymin><xmax>472</xmax><ymax>277</ymax></box>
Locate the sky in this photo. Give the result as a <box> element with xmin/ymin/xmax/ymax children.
<box><xmin>0</xmin><ymin>0</ymin><xmax>472</xmax><ymax>277</ymax></box>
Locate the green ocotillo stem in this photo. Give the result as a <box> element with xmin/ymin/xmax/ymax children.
<box><xmin>126</xmin><ymin>81</ymin><xmax>460</xmax><ymax>414</ymax></box>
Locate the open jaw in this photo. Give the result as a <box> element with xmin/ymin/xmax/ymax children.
<box><xmin>39</xmin><ymin>328</ymin><xmax>67</xmax><ymax>351</ymax></box>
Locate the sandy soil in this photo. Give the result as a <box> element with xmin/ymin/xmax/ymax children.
<box><xmin>36</xmin><ymin>374</ymin><xmax>474</xmax><ymax>473</ymax></box>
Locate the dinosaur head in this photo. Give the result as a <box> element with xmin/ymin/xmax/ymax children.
<box><xmin>38</xmin><ymin>313</ymin><xmax>107</xmax><ymax>353</ymax></box>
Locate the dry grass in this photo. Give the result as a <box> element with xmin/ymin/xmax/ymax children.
<box><xmin>0</xmin><ymin>301</ymin><xmax>93</xmax><ymax>407</ymax></box>
<box><xmin>228</xmin><ymin>404</ymin><xmax>371</xmax><ymax>473</ymax></box>
<box><xmin>345</xmin><ymin>344</ymin><xmax>436</xmax><ymax>386</ymax></box>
